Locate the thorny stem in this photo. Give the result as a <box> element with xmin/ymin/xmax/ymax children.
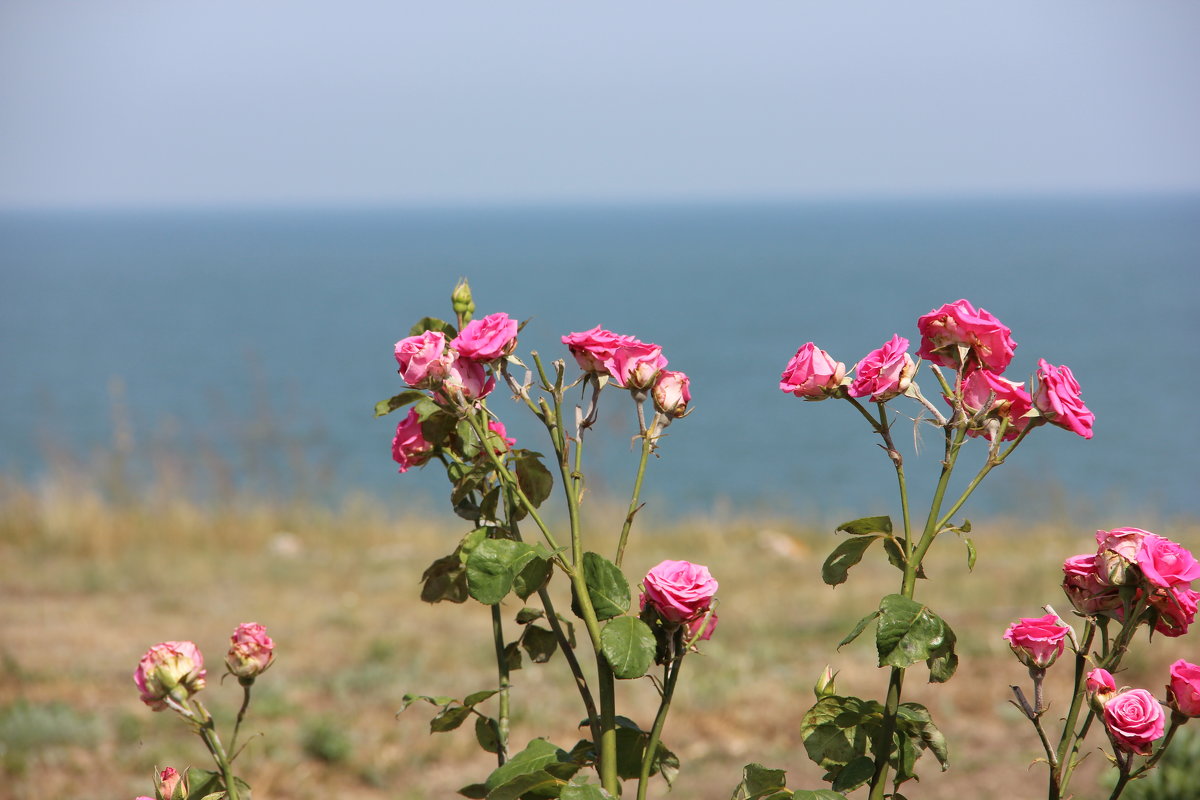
<box><xmin>616</xmin><ymin>410</ymin><xmax>654</xmax><ymax>568</ymax></box>
<box><xmin>193</xmin><ymin>699</ymin><xmax>240</xmax><ymax>800</ymax></box>
<box><xmin>229</xmin><ymin>682</ymin><xmax>253</xmax><ymax>758</ymax></box>
<box><xmin>1053</xmin><ymin>622</ymin><xmax>1097</xmax><ymax>797</ymax></box>
<box><xmin>637</xmin><ymin>633</ymin><xmax>684</xmax><ymax>800</ymax></box>
<box><xmin>490</xmin><ymin>603</ymin><xmax>510</xmax><ymax>764</ymax></box>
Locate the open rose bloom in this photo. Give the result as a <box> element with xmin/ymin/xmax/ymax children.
<box><xmin>780</xmin><ymin>342</ymin><xmax>845</xmax><ymax>400</ymax></box>
<box><xmin>1167</xmin><ymin>659</ymin><xmax>1200</xmax><ymax>717</ymax></box>
<box><xmin>642</xmin><ymin>560</ymin><xmax>718</xmax><ymax>627</ymax></box>
<box><xmin>917</xmin><ymin>299</ymin><xmax>1016</xmax><ymax>374</ymax></box>
<box><xmin>451</xmin><ymin>312</ymin><xmax>519</xmax><ymax>362</ymax></box>
<box><xmin>1033</xmin><ymin>359</ymin><xmax>1094</xmax><ymax>440</ymax></box>
<box><xmin>848</xmin><ymin>334</ymin><xmax>915</xmax><ymax>403</ymax></box>
<box><xmin>394</xmin><ymin>330</ymin><xmax>453</xmax><ymax>389</ymax></box>
<box><xmin>134</xmin><ymin>641</ymin><xmax>207</xmax><ymax>711</ymax></box>
<box><xmin>392</xmin><ymin>408</ymin><xmax>434</xmax><ymax>473</ymax></box>
<box><xmin>561</xmin><ymin>326</ymin><xmax>639</xmax><ymax>375</ymax></box>
<box><xmin>1103</xmin><ymin>688</ymin><xmax>1166</xmax><ymax>755</ymax></box>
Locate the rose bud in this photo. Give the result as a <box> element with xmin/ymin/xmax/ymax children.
<box><xmin>155</xmin><ymin>766</ymin><xmax>186</xmax><ymax>800</ymax></box>
<box><xmin>1166</xmin><ymin>659</ymin><xmax>1200</xmax><ymax>718</ymax></box>
<box><xmin>1002</xmin><ymin>613</ymin><xmax>1071</xmax><ymax>670</ymax></box>
<box><xmin>226</xmin><ymin>622</ymin><xmax>275</xmax><ymax>681</ymax></box>
<box><xmin>451</xmin><ymin>277</ymin><xmax>475</xmax><ymax>322</ymax></box>
<box><xmin>652</xmin><ymin>370</ymin><xmax>691</xmax><ymax>418</ymax></box>
<box><xmin>134</xmin><ymin>641</ymin><xmax>206</xmax><ymax>711</ymax></box>
<box><xmin>1086</xmin><ymin>668</ymin><xmax>1118</xmax><ymax>713</ymax></box>
<box><xmin>779</xmin><ymin>342</ymin><xmax>845</xmax><ymax>400</ymax></box>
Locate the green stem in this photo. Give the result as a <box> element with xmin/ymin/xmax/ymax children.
<box><xmin>637</xmin><ymin>641</ymin><xmax>684</xmax><ymax>800</ymax></box>
<box><xmin>490</xmin><ymin>603</ymin><xmax>510</xmax><ymax>765</ymax></box>
<box><xmin>615</xmin><ymin>423</ymin><xmax>654</xmax><ymax>567</ymax></box>
<box><xmin>933</xmin><ymin>426</ymin><xmax>1033</xmax><ymax>532</ymax></box>
<box><xmin>868</xmin><ymin>668</ymin><xmax>905</xmax><ymax>800</ymax></box>
<box><xmin>1053</xmin><ymin>623</ymin><xmax>1097</xmax><ymax>798</ymax></box>
<box><xmin>1132</xmin><ymin>718</ymin><xmax>1183</xmax><ymax>778</ymax></box>
<box><xmin>228</xmin><ymin>682</ymin><xmax>252</xmax><ymax>759</ymax></box>
<box><xmin>193</xmin><ymin>700</ymin><xmax>240</xmax><ymax>800</ymax></box>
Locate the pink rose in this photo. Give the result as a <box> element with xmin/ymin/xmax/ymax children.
<box><xmin>606</xmin><ymin>342</ymin><xmax>668</xmax><ymax>390</ymax></box>
<box><xmin>134</xmin><ymin>641</ymin><xmax>206</xmax><ymax>711</ymax></box>
<box><xmin>916</xmin><ymin>299</ymin><xmax>1016</xmax><ymax>374</ymax></box>
<box><xmin>1033</xmin><ymin>359</ymin><xmax>1094</xmax><ymax>439</ymax></box>
<box><xmin>1087</xmin><ymin>668</ymin><xmax>1117</xmax><ymax>697</ymax></box>
<box><xmin>487</xmin><ymin>419</ymin><xmax>516</xmax><ymax>452</ymax></box>
<box><xmin>442</xmin><ymin>354</ymin><xmax>495</xmax><ymax>402</ymax></box>
<box><xmin>562</xmin><ymin>326</ymin><xmax>640</xmax><ymax>375</ymax></box>
<box><xmin>394</xmin><ymin>331</ymin><xmax>452</xmax><ymax>388</ymax></box>
<box><xmin>156</xmin><ymin>766</ymin><xmax>184</xmax><ymax>800</ymax></box>
<box><xmin>642</xmin><ymin>560</ymin><xmax>718</xmax><ymax>625</ymax></box>
<box><xmin>1136</xmin><ymin>534</ymin><xmax>1200</xmax><ymax>589</ymax></box>
<box><xmin>687</xmin><ymin>611</ymin><xmax>718</xmax><ymax>642</ymax></box>
<box><xmin>1002</xmin><ymin>613</ymin><xmax>1071</xmax><ymax>669</ymax></box>
<box><xmin>392</xmin><ymin>408</ymin><xmax>434</xmax><ymax>473</ymax></box>
<box><xmin>652</xmin><ymin>370</ymin><xmax>691</xmax><ymax>418</ymax></box>
<box><xmin>779</xmin><ymin>342</ymin><xmax>846</xmax><ymax>400</ymax></box>
<box><xmin>451</xmin><ymin>312</ymin><xmax>519</xmax><ymax>362</ymax></box>
<box><xmin>1148</xmin><ymin>584</ymin><xmax>1198</xmax><ymax>637</ymax></box>
<box><xmin>1095</xmin><ymin>527</ymin><xmax>1150</xmax><ymax>585</ymax></box>
<box><xmin>958</xmin><ymin>369</ymin><xmax>1033</xmax><ymax>441</ymax></box>
<box><xmin>1103</xmin><ymin>688</ymin><xmax>1166</xmax><ymax>755</ymax></box>
<box><xmin>848</xmin><ymin>334</ymin><xmax>916</xmax><ymax>403</ymax></box>
<box><xmin>1167</xmin><ymin>659</ymin><xmax>1200</xmax><ymax>717</ymax></box>
<box><xmin>1062</xmin><ymin>553</ymin><xmax>1121</xmax><ymax>615</ymax></box>
<box><xmin>226</xmin><ymin>622</ymin><xmax>275</xmax><ymax>680</ymax></box>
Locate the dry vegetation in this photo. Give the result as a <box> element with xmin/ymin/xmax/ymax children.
<box><xmin>1</xmin><ymin>465</ymin><xmax>1196</xmax><ymax>800</ymax></box>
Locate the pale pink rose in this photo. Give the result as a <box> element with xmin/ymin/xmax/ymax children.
<box><xmin>1136</xmin><ymin>534</ymin><xmax>1200</xmax><ymax>589</ymax></box>
<box><xmin>487</xmin><ymin>419</ymin><xmax>516</xmax><ymax>452</ymax></box>
<box><xmin>1103</xmin><ymin>688</ymin><xmax>1166</xmax><ymax>755</ymax></box>
<box><xmin>687</xmin><ymin>611</ymin><xmax>718</xmax><ymax>642</ymax></box>
<box><xmin>642</xmin><ymin>560</ymin><xmax>719</xmax><ymax>625</ymax></box>
<box><xmin>1095</xmin><ymin>527</ymin><xmax>1150</xmax><ymax>586</ymax></box>
<box><xmin>1002</xmin><ymin>613</ymin><xmax>1070</xmax><ymax>669</ymax></box>
<box><xmin>442</xmin><ymin>354</ymin><xmax>495</xmax><ymax>401</ymax></box>
<box><xmin>916</xmin><ymin>299</ymin><xmax>1016</xmax><ymax>374</ymax></box>
<box><xmin>157</xmin><ymin>766</ymin><xmax>184</xmax><ymax>800</ymax></box>
<box><xmin>1062</xmin><ymin>553</ymin><xmax>1121</xmax><ymax>615</ymax></box>
<box><xmin>848</xmin><ymin>334</ymin><xmax>916</xmax><ymax>402</ymax></box>
<box><xmin>134</xmin><ymin>641</ymin><xmax>206</xmax><ymax>711</ymax></box>
<box><xmin>394</xmin><ymin>331</ymin><xmax>452</xmax><ymax>388</ymax></box>
<box><xmin>1087</xmin><ymin>668</ymin><xmax>1117</xmax><ymax>697</ymax></box>
<box><xmin>451</xmin><ymin>312</ymin><xmax>519</xmax><ymax>362</ymax></box>
<box><xmin>392</xmin><ymin>408</ymin><xmax>434</xmax><ymax>473</ymax></box>
<box><xmin>652</xmin><ymin>370</ymin><xmax>691</xmax><ymax>418</ymax></box>
<box><xmin>779</xmin><ymin>342</ymin><xmax>846</xmax><ymax>400</ymax></box>
<box><xmin>1167</xmin><ymin>659</ymin><xmax>1200</xmax><ymax>717</ymax></box>
<box><xmin>606</xmin><ymin>342</ymin><xmax>668</xmax><ymax>390</ymax></box>
<box><xmin>226</xmin><ymin>622</ymin><xmax>275</xmax><ymax>680</ymax></box>
<box><xmin>958</xmin><ymin>369</ymin><xmax>1033</xmax><ymax>441</ymax></box>
<box><xmin>1033</xmin><ymin>359</ymin><xmax>1094</xmax><ymax>439</ymax></box>
<box><xmin>561</xmin><ymin>326</ymin><xmax>640</xmax><ymax>375</ymax></box>
<box><xmin>1148</xmin><ymin>584</ymin><xmax>1198</xmax><ymax>638</ymax></box>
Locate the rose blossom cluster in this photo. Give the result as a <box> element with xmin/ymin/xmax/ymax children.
<box><xmin>1083</xmin><ymin>661</ymin><xmax>1200</xmax><ymax>757</ymax></box>
<box><xmin>779</xmin><ymin>299</ymin><xmax>1094</xmax><ymax>442</ymax></box>
<box><xmin>1062</xmin><ymin>527</ymin><xmax>1200</xmax><ymax>636</ymax></box>
<box><xmin>391</xmin><ymin>312</ymin><xmax>520</xmax><ymax>471</ymax></box>
<box><xmin>640</xmin><ymin>559</ymin><xmax>719</xmax><ymax>641</ymax></box>
<box><xmin>134</xmin><ymin>623</ymin><xmax>277</xmax><ymax>710</ymax></box>
<box><xmin>561</xmin><ymin>326</ymin><xmax>690</xmax><ymax>417</ymax></box>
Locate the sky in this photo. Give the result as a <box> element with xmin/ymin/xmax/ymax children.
<box><xmin>1</xmin><ymin>1</ymin><xmax>1199</xmax><ymax>208</ymax></box>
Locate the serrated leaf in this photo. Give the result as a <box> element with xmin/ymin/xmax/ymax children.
<box><xmin>831</xmin><ymin>755</ymin><xmax>874</xmax><ymax>792</ymax></box>
<box><xmin>521</xmin><ymin>623</ymin><xmax>559</xmax><ymax>664</ymax></box>
<box><xmin>573</xmin><ymin>552</ymin><xmax>630</xmax><ymax>620</ymax></box>
<box><xmin>375</xmin><ymin>389</ymin><xmax>427</xmax><ymax>417</ymax></box>
<box><xmin>512</xmin><ymin>546</ymin><xmax>552</xmax><ymax>600</ymax></box>
<box><xmin>514</xmin><ymin>451</ymin><xmax>554</xmax><ymax>508</ymax></box>
<box><xmin>876</xmin><ymin>594</ymin><xmax>956</xmax><ymax>674</ymax></box>
<box><xmin>431</xmin><ymin>704</ymin><xmax>473</xmax><ymax>733</ymax></box>
<box><xmin>466</xmin><ymin>539</ymin><xmax>533</xmax><ymax>605</ymax></box>
<box><xmin>736</xmin><ymin>762</ymin><xmax>788</xmax><ymax>797</ymax></box>
<box><xmin>600</xmin><ymin>616</ymin><xmax>656</xmax><ymax>679</ymax></box>
<box><xmin>821</xmin><ymin>536</ymin><xmax>879</xmax><ymax>587</ymax></box>
<box><xmin>464</xmin><ymin>689</ymin><xmax>499</xmax><ymax>707</ymax></box>
<box><xmin>836</xmin><ymin>515</ymin><xmax>893</xmax><ymax>536</ymax></box>
<box><xmin>838</xmin><ymin>611</ymin><xmax>880</xmax><ymax>650</ymax></box>
<box><xmin>487</xmin><ymin>770</ymin><xmax>562</xmax><ymax>800</ymax></box>
<box><xmin>897</xmin><ymin>702</ymin><xmax>949</xmax><ymax>770</ymax></box>
<box><xmin>399</xmin><ymin>693</ymin><xmax>456</xmax><ymax>712</ymax></box>
<box><xmin>476</xmin><ymin>716</ymin><xmax>501</xmax><ymax>754</ymax></box>
<box><xmin>799</xmin><ymin>695</ymin><xmax>885</xmax><ymax>774</ymax></box>
<box><xmin>485</xmin><ymin>739</ymin><xmax>574</xmax><ymax>792</ymax></box>
<box><xmin>185</xmin><ymin>768</ymin><xmax>222</xmax><ymax>799</ymax></box>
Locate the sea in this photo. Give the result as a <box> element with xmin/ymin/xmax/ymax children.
<box><xmin>2</xmin><ymin>195</ymin><xmax>1198</xmax><ymax>527</ymax></box>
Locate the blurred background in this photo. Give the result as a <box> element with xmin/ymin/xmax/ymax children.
<box><xmin>2</xmin><ymin>4</ymin><xmax>1199</xmax><ymax>798</ymax></box>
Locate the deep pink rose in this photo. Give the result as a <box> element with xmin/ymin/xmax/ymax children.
<box><xmin>606</xmin><ymin>342</ymin><xmax>668</xmax><ymax>390</ymax></box>
<box><xmin>1087</xmin><ymin>668</ymin><xmax>1117</xmax><ymax>697</ymax></box>
<box><xmin>1167</xmin><ymin>659</ymin><xmax>1200</xmax><ymax>717</ymax></box>
<box><xmin>1148</xmin><ymin>584</ymin><xmax>1198</xmax><ymax>637</ymax></box>
<box><xmin>487</xmin><ymin>419</ymin><xmax>516</xmax><ymax>452</ymax></box>
<box><xmin>392</xmin><ymin>408</ymin><xmax>433</xmax><ymax>473</ymax></box>
<box><xmin>1002</xmin><ymin>613</ymin><xmax>1070</xmax><ymax>669</ymax></box>
<box><xmin>134</xmin><ymin>641</ymin><xmax>206</xmax><ymax>711</ymax></box>
<box><xmin>848</xmin><ymin>334</ymin><xmax>916</xmax><ymax>403</ymax></box>
<box><xmin>157</xmin><ymin>766</ymin><xmax>184</xmax><ymax>800</ymax></box>
<box><xmin>652</xmin><ymin>370</ymin><xmax>691</xmax><ymax>418</ymax></box>
<box><xmin>394</xmin><ymin>331</ymin><xmax>452</xmax><ymax>388</ymax></box>
<box><xmin>226</xmin><ymin>622</ymin><xmax>275</xmax><ymax>680</ymax></box>
<box><xmin>1103</xmin><ymin>688</ymin><xmax>1166</xmax><ymax>755</ymax></box>
<box><xmin>642</xmin><ymin>560</ymin><xmax>718</xmax><ymax>625</ymax></box>
<box><xmin>1033</xmin><ymin>359</ymin><xmax>1094</xmax><ymax>439</ymax></box>
<box><xmin>1062</xmin><ymin>553</ymin><xmax>1121</xmax><ymax>615</ymax></box>
<box><xmin>687</xmin><ymin>611</ymin><xmax>718</xmax><ymax>642</ymax></box>
<box><xmin>1136</xmin><ymin>534</ymin><xmax>1200</xmax><ymax>589</ymax></box>
<box><xmin>562</xmin><ymin>326</ymin><xmax>640</xmax><ymax>375</ymax></box>
<box><xmin>958</xmin><ymin>369</ymin><xmax>1033</xmax><ymax>441</ymax></box>
<box><xmin>916</xmin><ymin>299</ymin><xmax>1016</xmax><ymax>374</ymax></box>
<box><xmin>779</xmin><ymin>342</ymin><xmax>846</xmax><ymax>400</ymax></box>
<box><xmin>451</xmin><ymin>312</ymin><xmax>519</xmax><ymax>362</ymax></box>
<box><xmin>442</xmin><ymin>354</ymin><xmax>495</xmax><ymax>402</ymax></box>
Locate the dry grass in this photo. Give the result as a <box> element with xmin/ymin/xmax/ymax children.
<box><xmin>1</xmin><ymin>470</ymin><xmax>1196</xmax><ymax>800</ymax></box>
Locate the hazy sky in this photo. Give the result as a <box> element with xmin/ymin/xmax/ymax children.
<box><xmin>2</xmin><ymin>1</ymin><xmax>1198</xmax><ymax>208</ymax></box>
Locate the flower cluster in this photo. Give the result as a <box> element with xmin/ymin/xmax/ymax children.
<box><xmin>562</xmin><ymin>325</ymin><xmax>690</xmax><ymax>415</ymax></box>
<box><xmin>779</xmin><ymin>299</ymin><xmax>1094</xmax><ymax>442</ymax></box>
<box><xmin>1082</xmin><ymin>660</ymin><xmax>1200</xmax><ymax>757</ymax></box>
<box><xmin>1062</xmin><ymin>527</ymin><xmax>1200</xmax><ymax>636</ymax></box>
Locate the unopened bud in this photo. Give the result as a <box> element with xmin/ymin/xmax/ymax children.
<box><xmin>814</xmin><ymin>665</ymin><xmax>839</xmax><ymax>699</ymax></box>
<box><xmin>1085</xmin><ymin>667</ymin><xmax>1117</xmax><ymax>714</ymax></box>
<box><xmin>451</xmin><ymin>278</ymin><xmax>475</xmax><ymax>324</ymax></box>
<box><xmin>225</xmin><ymin>622</ymin><xmax>275</xmax><ymax>682</ymax></box>
<box><xmin>156</xmin><ymin>766</ymin><xmax>186</xmax><ymax>800</ymax></box>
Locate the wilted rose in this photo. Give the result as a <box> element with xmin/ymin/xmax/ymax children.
<box><xmin>916</xmin><ymin>299</ymin><xmax>1016</xmax><ymax>374</ymax></box>
<box><xmin>1033</xmin><ymin>359</ymin><xmax>1094</xmax><ymax>440</ymax></box>
<box><xmin>1167</xmin><ymin>659</ymin><xmax>1200</xmax><ymax>717</ymax></box>
<box><xmin>1062</xmin><ymin>553</ymin><xmax>1121</xmax><ymax>615</ymax></box>
<box><xmin>392</xmin><ymin>408</ymin><xmax>434</xmax><ymax>473</ymax></box>
<box><xmin>226</xmin><ymin>622</ymin><xmax>275</xmax><ymax>680</ymax></box>
<box><xmin>848</xmin><ymin>334</ymin><xmax>916</xmax><ymax>403</ymax></box>
<box><xmin>779</xmin><ymin>342</ymin><xmax>845</xmax><ymax>400</ymax></box>
<box><xmin>1103</xmin><ymin>688</ymin><xmax>1166</xmax><ymax>755</ymax></box>
<box><xmin>134</xmin><ymin>641</ymin><xmax>206</xmax><ymax>711</ymax></box>
<box><xmin>394</xmin><ymin>331</ymin><xmax>452</xmax><ymax>388</ymax></box>
<box><xmin>959</xmin><ymin>369</ymin><xmax>1033</xmax><ymax>441</ymax></box>
<box><xmin>451</xmin><ymin>312</ymin><xmax>519</xmax><ymax>362</ymax></box>
<box><xmin>642</xmin><ymin>560</ymin><xmax>718</xmax><ymax>625</ymax></box>
<box><xmin>652</xmin><ymin>370</ymin><xmax>691</xmax><ymax>418</ymax></box>
<box><xmin>1002</xmin><ymin>613</ymin><xmax>1071</xmax><ymax>669</ymax></box>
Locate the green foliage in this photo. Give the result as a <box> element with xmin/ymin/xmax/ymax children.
<box><xmin>466</xmin><ymin>538</ymin><xmax>541</xmax><ymax>605</ymax></box>
<box><xmin>572</xmin><ymin>552</ymin><xmax>631</xmax><ymax>621</ymax></box>
<box><xmin>184</xmin><ymin>768</ymin><xmax>253</xmax><ymax>800</ymax></box>
<box><xmin>837</xmin><ymin>516</ymin><xmax>893</xmax><ymax>536</ymax></box>
<box><xmin>1109</xmin><ymin>725</ymin><xmax>1200</xmax><ymax>800</ymax></box>
<box><xmin>730</xmin><ymin>762</ymin><xmax>789</xmax><ymax>800</ymax></box>
<box><xmin>875</xmin><ymin>594</ymin><xmax>957</xmax><ymax>682</ymax></box>
<box><xmin>800</xmin><ymin>695</ymin><xmax>885</xmax><ymax>784</ymax></box>
<box><xmin>301</xmin><ymin>718</ymin><xmax>353</xmax><ymax>764</ymax></box>
<box><xmin>409</xmin><ymin>316</ymin><xmax>458</xmax><ymax>338</ymax></box>
<box><xmin>822</xmin><ymin>536</ymin><xmax>878</xmax><ymax>587</ymax></box>
<box><xmin>483</xmin><ymin>738</ymin><xmax>581</xmax><ymax>799</ymax></box>
<box><xmin>599</xmin><ymin>617</ymin><xmax>656</xmax><ymax>679</ymax></box>
<box><xmin>374</xmin><ymin>389</ymin><xmax>426</xmax><ymax>417</ymax></box>
<box><xmin>514</xmin><ymin>451</ymin><xmax>554</xmax><ymax>508</ymax></box>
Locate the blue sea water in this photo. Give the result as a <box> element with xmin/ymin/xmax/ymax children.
<box><xmin>1</xmin><ymin>196</ymin><xmax>1198</xmax><ymax>524</ymax></box>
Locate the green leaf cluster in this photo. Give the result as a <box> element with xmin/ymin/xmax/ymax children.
<box><xmin>729</xmin><ymin>762</ymin><xmax>843</xmax><ymax>800</ymax></box>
